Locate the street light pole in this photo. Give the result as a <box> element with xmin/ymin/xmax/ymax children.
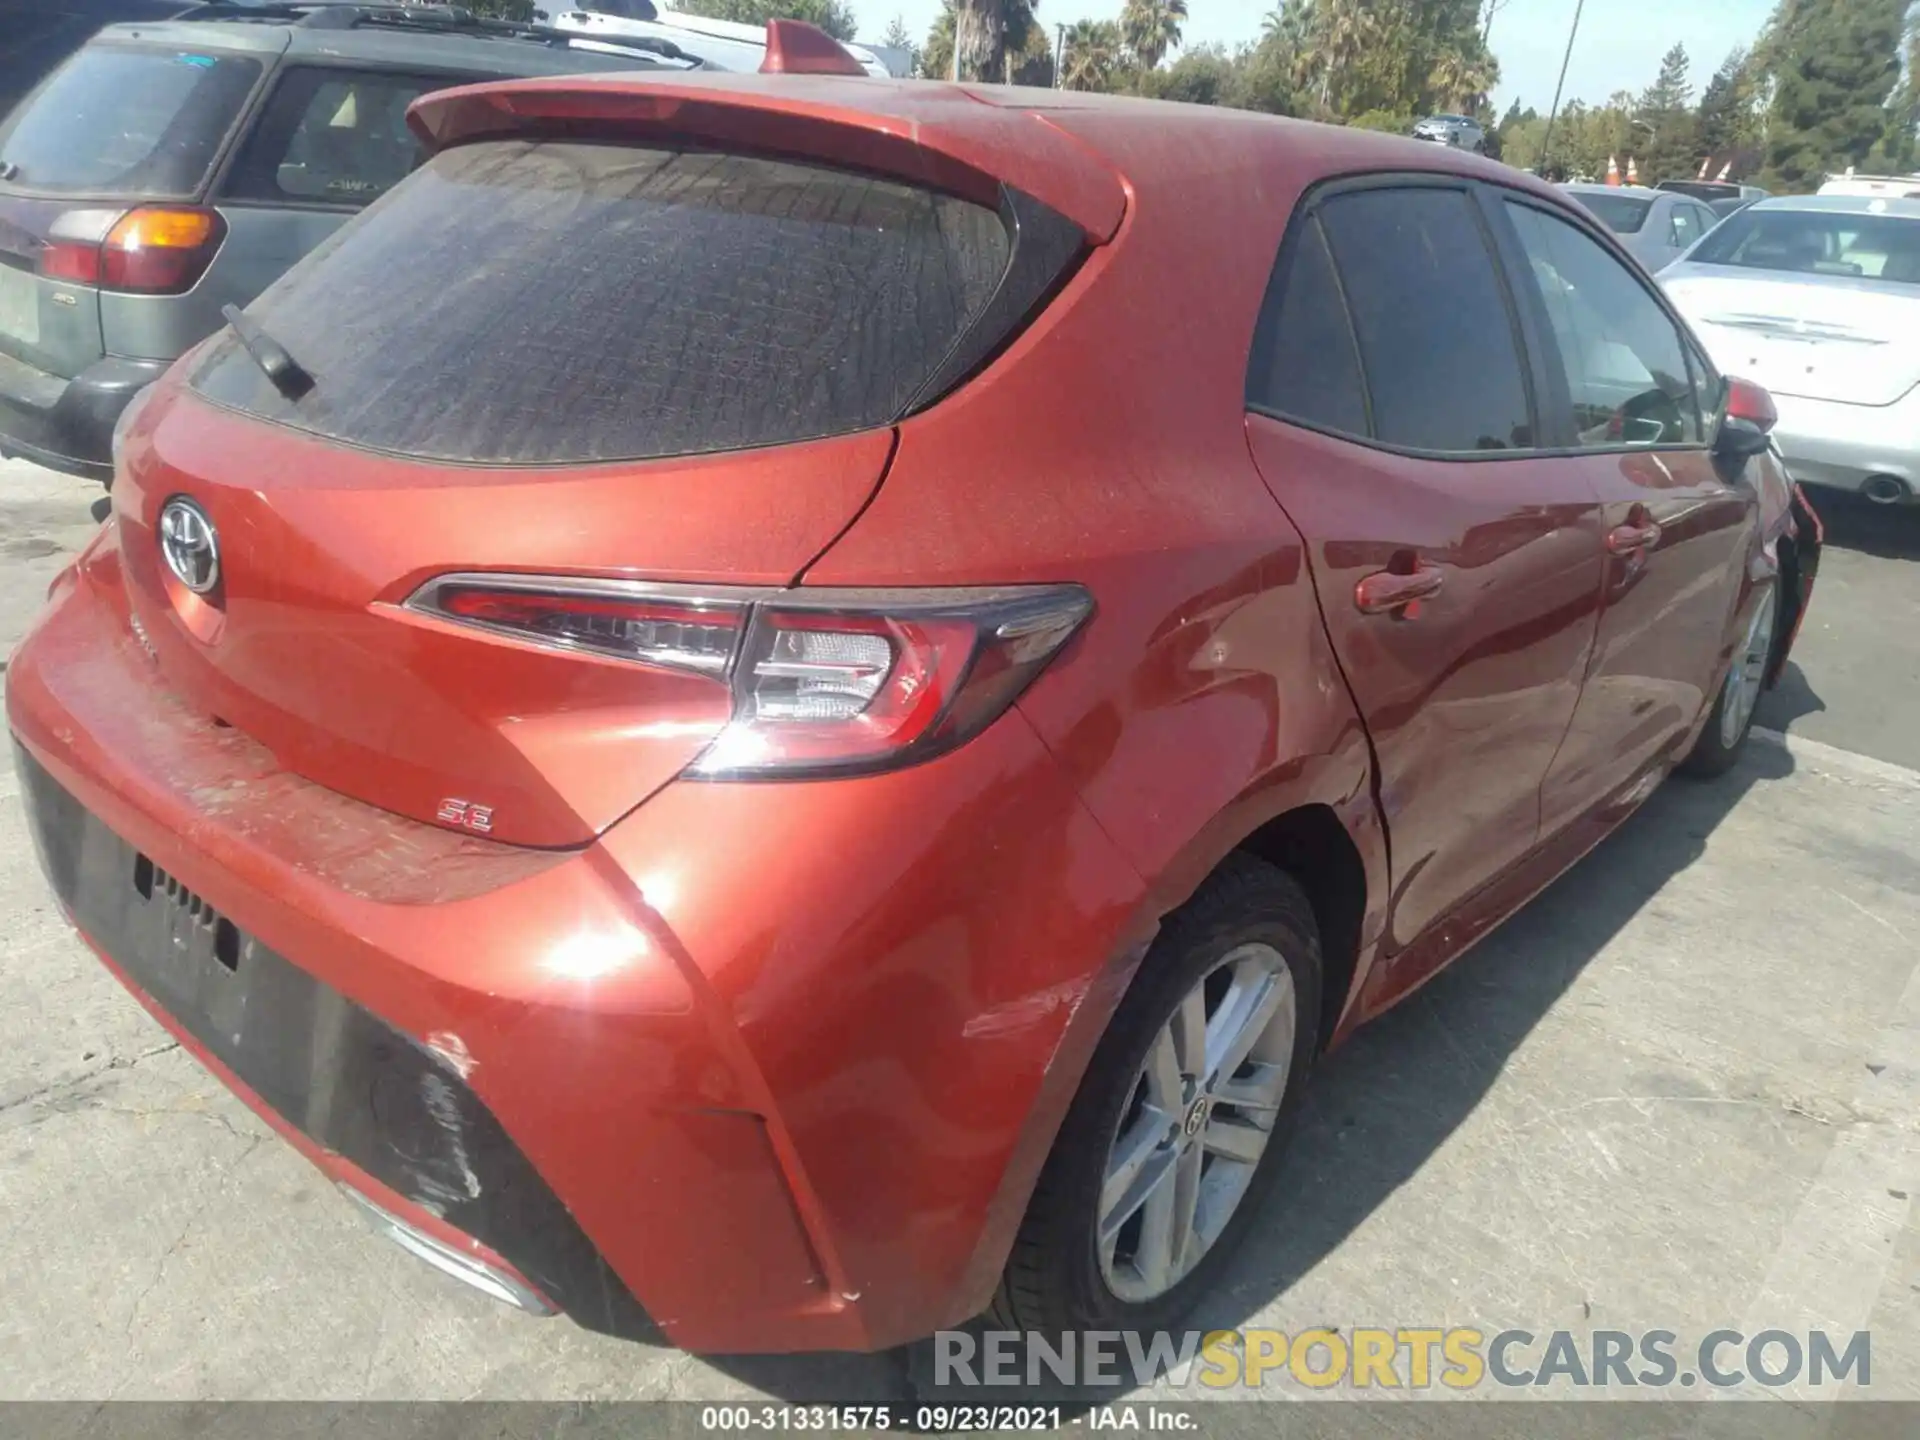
<box><xmin>1537</xmin><ymin>0</ymin><xmax>1586</xmax><ymax>177</ymax></box>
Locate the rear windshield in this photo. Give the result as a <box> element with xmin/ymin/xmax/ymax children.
<box><xmin>1574</xmin><ymin>192</ymin><xmax>1653</xmax><ymax>235</ymax></box>
<box><xmin>0</xmin><ymin>43</ymin><xmax>261</xmax><ymax>199</ymax></box>
<box><xmin>190</xmin><ymin>139</ymin><xmax>1013</xmax><ymax>465</ymax></box>
<box><xmin>1658</xmin><ymin>181</ymin><xmax>1738</xmax><ymax>202</ymax></box>
<box><xmin>1689</xmin><ymin>209</ymin><xmax>1920</xmax><ymax>284</ymax></box>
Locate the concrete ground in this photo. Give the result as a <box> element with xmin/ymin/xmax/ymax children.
<box><xmin>2</xmin><ymin>459</ymin><xmax>1916</xmax><ymax>1405</ymax></box>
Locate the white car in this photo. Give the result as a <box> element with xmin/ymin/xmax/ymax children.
<box><xmin>533</xmin><ymin>2</ymin><xmax>894</xmax><ymax>76</ymax></box>
<box><xmin>1817</xmin><ymin>168</ymin><xmax>1920</xmax><ymax>199</ymax></box>
<box><xmin>1660</xmin><ymin>194</ymin><xmax>1920</xmax><ymax>505</ymax></box>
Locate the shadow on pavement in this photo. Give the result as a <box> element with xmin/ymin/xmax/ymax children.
<box><xmin>690</xmin><ymin>741</ymin><xmax>1796</xmax><ymax>1408</ymax></box>
<box><xmin>1753</xmin><ymin>658</ymin><xmax>1825</xmax><ymax>732</ymax></box>
<box><xmin>1808</xmin><ymin>489</ymin><xmax>1920</xmax><ymax>560</ymax></box>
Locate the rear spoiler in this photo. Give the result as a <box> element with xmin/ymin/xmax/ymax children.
<box><xmin>406</xmin><ymin>75</ymin><xmax>1127</xmax><ymax>241</ymax></box>
<box><xmin>760</xmin><ymin>18</ymin><xmax>867</xmax><ymax>77</ymax></box>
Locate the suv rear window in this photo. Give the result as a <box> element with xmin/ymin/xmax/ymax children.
<box><xmin>191</xmin><ymin>139</ymin><xmax>1016</xmax><ymax>465</ymax></box>
<box><xmin>1575</xmin><ymin>192</ymin><xmax>1653</xmax><ymax>235</ymax></box>
<box><xmin>0</xmin><ymin>44</ymin><xmax>261</xmax><ymax>199</ymax></box>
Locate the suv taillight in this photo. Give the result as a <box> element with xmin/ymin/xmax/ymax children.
<box><xmin>408</xmin><ymin>576</ymin><xmax>1093</xmax><ymax>779</ymax></box>
<box><xmin>39</xmin><ymin>206</ymin><xmax>226</xmax><ymax>295</ymax></box>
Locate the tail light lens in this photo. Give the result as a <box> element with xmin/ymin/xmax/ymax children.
<box><xmin>408</xmin><ymin>577</ymin><xmax>1092</xmax><ymax>778</ymax></box>
<box><xmin>38</xmin><ymin>206</ymin><xmax>226</xmax><ymax>295</ymax></box>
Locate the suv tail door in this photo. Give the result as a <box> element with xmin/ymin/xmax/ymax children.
<box><xmin>0</xmin><ymin>35</ymin><xmax>272</xmax><ymax>387</ymax></box>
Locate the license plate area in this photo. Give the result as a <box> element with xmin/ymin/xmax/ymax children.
<box><xmin>0</xmin><ymin>262</ymin><xmax>39</xmax><ymax>347</ymax></box>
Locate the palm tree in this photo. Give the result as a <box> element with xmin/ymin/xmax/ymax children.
<box><xmin>1061</xmin><ymin>18</ymin><xmax>1123</xmax><ymax>91</ymax></box>
<box><xmin>1120</xmin><ymin>0</ymin><xmax>1188</xmax><ymax>72</ymax></box>
<box><xmin>1428</xmin><ymin>41</ymin><xmax>1498</xmax><ymax>114</ymax></box>
<box><xmin>953</xmin><ymin>0</ymin><xmax>1004</xmax><ymax>80</ymax></box>
<box><xmin>1287</xmin><ymin>0</ymin><xmax>1374</xmax><ymax>114</ymax></box>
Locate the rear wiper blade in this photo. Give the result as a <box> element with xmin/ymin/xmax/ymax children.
<box><xmin>221</xmin><ymin>304</ymin><xmax>314</xmax><ymax>401</ymax></box>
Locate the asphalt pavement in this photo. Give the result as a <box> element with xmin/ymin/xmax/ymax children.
<box><xmin>2</xmin><ymin>458</ymin><xmax>1916</xmax><ymax>1408</ymax></box>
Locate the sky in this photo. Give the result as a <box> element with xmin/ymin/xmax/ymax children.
<box><xmin>842</xmin><ymin>0</ymin><xmax>1783</xmax><ymax>114</ymax></box>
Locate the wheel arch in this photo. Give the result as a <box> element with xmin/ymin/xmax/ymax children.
<box><xmin>1234</xmin><ymin>802</ymin><xmax>1370</xmax><ymax>1052</ymax></box>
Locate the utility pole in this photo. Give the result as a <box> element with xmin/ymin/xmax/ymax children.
<box><xmin>1538</xmin><ymin>0</ymin><xmax>1586</xmax><ymax>177</ymax></box>
<box><xmin>1054</xmin><ymin>23</ymin><xmax>1065</xmax><ymax>88</ymax></box>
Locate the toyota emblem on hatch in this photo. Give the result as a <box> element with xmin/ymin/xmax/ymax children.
<box><xmin>158</xmin><ymin>498</ymin><xmax>220</xmax><ymax>594</ymax></box>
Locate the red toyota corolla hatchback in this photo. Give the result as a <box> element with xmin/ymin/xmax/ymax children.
<box><xmin>9</xmin><ymin>74</ymin><xmax>1819</xmax><ymax>1352</ymax></box>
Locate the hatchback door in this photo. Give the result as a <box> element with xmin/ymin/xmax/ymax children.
<box><xmin>113</xmin><ymin>117</ymin><xmax>1096</xmax><ymax>847</ymax></box>
<box><xmin>1498</xmin><ymin>195</ymin><xmax>1752</xmax><ymax>830</ymax></box>
<box><xmin>1243</xmin><ymin>180</ymin><xmax>1608</xmax><ymax>956</ymax></box>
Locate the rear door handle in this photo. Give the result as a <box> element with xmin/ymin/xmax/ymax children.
<box><xmin>1354</xmin><ymin>567</ymin><xmax>1444</xmax><ymax>615</ymax></box>
<box><xmin>1606</xmin><ymin>522</ymin><xmax>1662</xmax><ymax>555</ymax></box>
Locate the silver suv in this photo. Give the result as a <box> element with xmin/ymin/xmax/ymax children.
<box><xmin>0</xmin><ymin>2</ymin><xmax>696</xmax><ymax>482</ymax></box>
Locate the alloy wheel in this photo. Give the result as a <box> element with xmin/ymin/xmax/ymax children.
<box><xmin>1096</xmin><ymin>943</ymin><xmax>1297</xmax><ymax>1302</ymax></box>
<box><xmin>1718</xmin><ymin>588</ymin><xmax>1776</xmax><ymax>750</ymax></box>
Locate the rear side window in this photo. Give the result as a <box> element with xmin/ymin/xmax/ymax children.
<box><xmin>1314</xmin><ymin>186</ymin><xmax>1534</xmax><ymax>452</ymax></box>
<box><xmin>0</xmin><ymin>44</ymin><xmax>261</xmax><ymax>199</ymax></box>
<box><xmin>1669</xmin><ymin>202</ymin><xmax>1704</xmax><ymax>251</ymax></box>
<box><xmin>1245</xmin><ymin>217</ymin><xmax>1368</xmax><ymax>437</ymax></box>
<box><xmin>223</xmin><ymin>68</ymin><xmax>454</xmax><ymax>207</ymax></box>
<box><xmin>192</xmin><ymin>140</ymin><xmax>1016</xmax><ymax>465</ymax></box>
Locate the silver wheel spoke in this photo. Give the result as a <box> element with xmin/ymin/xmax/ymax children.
<box><xmin>1145</xmin><ymin>1026</ymin><xmax>1184</xmax><ymax>1115</ymax></box>
<box><xmin>1169</xmin><ymin>1137</ymin><xmax>1204</xmax><ymax>1271</ymax></box>
<box><xmin>1207</xmin><ymin>960</ymin><xmax>1292</xmax><ymax>1088</ymax></box>
<box><xmin>1203</xmin><ymin>1113</ymin><xmax>1270</xmax><ymax>1164</ymax></box>
<box><xmin>1130</xmin><ymin>1148</ymin><xmax>1184</xmax><ymax>1294</ymax></box>
<box><xmin>1101</xmin><ymin>1116</ymin><xmax>1169</xmax><ymax>1227</ymax></box>
<box><xmin>1214</xmin><ymin>1059</ymin><xmax>1289</xmax><ymax>1114</ymax></box>
<box><xmin>1101</xmin><ymin>1137</ymin><xmax>1174</xmax><ymax>1247</ymax></box>
<box><xmin>1172</xmin><ymin>988</ymin><xmax>1207</xmax><ymax>1075</ymax></box>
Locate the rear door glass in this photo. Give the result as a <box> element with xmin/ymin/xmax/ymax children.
<box><xmin>221</xmin><ymin>68</ymin><xmax>460</xmax><ymax>207</ymax></box>
<box><xmin>1245</xmin><ymin>217</ymin><xmax>1369</xmax><ymax>438</ymax></box>
<box><xmin>1315</xmin><ymin>186</ymin><xmax>1535</xmax><ymax>452</ymax></box>
<box><xmin>0</xmin><ymin>44</ymin><xmax>261</xmax><ymax>199</ymax></box>
<box><xmin>191</xmin><ymin>139</ymin><xmax>1014</xmax><ymax>465</ymax></box>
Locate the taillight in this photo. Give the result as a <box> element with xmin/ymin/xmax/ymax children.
<box><xmin>37</xmin><ymin>206</ymin><xmax>226</xmax><ymax>295</ymax></box>
<box><xmin>408</xmin><ymin>576</ymin><xmax>1093</xmax><ymax>778</ymax></box>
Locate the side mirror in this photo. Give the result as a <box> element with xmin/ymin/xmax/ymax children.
<box><xmin>1712</xmin><ymin>376</ymin><xmax>1776</xmax><ymax>460</ymax></box>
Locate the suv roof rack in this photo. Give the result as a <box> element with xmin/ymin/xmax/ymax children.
<box><xmin>169</xmin><ymin>1</ymin><xmax>698</xmax><ymax>64</ymax></box>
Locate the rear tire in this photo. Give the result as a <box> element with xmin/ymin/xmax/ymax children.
<box><xmin>1682</xmin><ymin>584</ymin><xmax>1777</xmax><ymax>778</ymax></box>
<box><xmin>992</xmin><ymin>855</ymin><xmax>1322</xmax><ymax>1336</ymax></box>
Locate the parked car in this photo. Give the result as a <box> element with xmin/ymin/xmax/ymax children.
<box><xmin>1817</xmin><ymin>169</ymin><xmax>1920</xmax><ymax>200</ymax></box>
<box><xmin>1561</xmin><ymin>182</ymin><xmax>1719</xmax><ymax>271</ymax></box>
<box><xmin>10</xmin><ymin>80</ymin><xmax>1819</xmax><ymax>1351</ymax></box>
<box><xmin>0</xmin><ymin>2</ymin><xmax>708</xmax><ymax>483</ymax></box>
<box><xmin>1661</xmin><ymin>194</ymin><xmax>1920</xmax><ymax>505</ymax></box>
<box><xmin>1709</xmin><ymin>195</ymin><xmax>1756</xmax><ymax>221</ymax></box>
<box><xmin>1410</xmin><ymin>113</ymin><xmax>1487</xmax><ymax>152</ymax></box>
<box><xmin>535</xmin><ymin>1</ymin><xmax>893</xmax><ymax>76</ymax></box>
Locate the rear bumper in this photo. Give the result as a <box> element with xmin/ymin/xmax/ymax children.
<box><xmin>0</xmin><ymin>351</ymin><xmax>168</xmax><ymax>481</ymax></box>
<box><xmin>6</xmin><ymin>536</ymin><xmax>1148</xmax><ymax>1352</ymax></box>
<box><xmin>1769</xmin><ymin>387</ymin><xmax>1920</xmax><ymax>495</ymax></box>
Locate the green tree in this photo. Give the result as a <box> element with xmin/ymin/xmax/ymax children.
<box><xmin>1635</xmin><ymin>43</ymin><xmax>1700</xmax><ymax>183</ymax></box>
<box><xmin>1695</xmin><ymin>47</ymin><xmax>1761</xmax><ymax>167</ymax></box>
<box><xmin>1121</xmin><ymin>0</ymin><xmax>1189</xmax><ymax>71</ymax></box>
<box><xmin>1759</xmin><ymin>0</ymin><xmax>1907</xmax><ymax>191</ymax></box>
<box><xmin>1061</xmin><ymin>18</ymin><xmax>1125</xmax><ymax>90</ymax></box>
<box><xmin>922</xmin><ymin>0</ymin><xmax>1041</xmax><ymax>81</ymax></box>
<box><xmin>672</xmin><ymin>0</ymin><xmax>859</xmax><ymax>41</ymax></box>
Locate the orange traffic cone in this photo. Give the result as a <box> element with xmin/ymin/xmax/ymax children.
<box><xmin>1627</xmin><ymin>157</ymin><xmax>1640</xmax><ymax>185</ymax></box>
<box><xmin>1697</xmin><ymin>158</ymin><xmax>1711</xmax><ymax>179</ymax></box>
<box><xmin>1606</xmin><ymin>155</ymin><xmax>1621</xmax><ymax>186</ymax></box>
<box><xmin>1716</xmin><ymin>161</ymin><xmax>1733</xmax><ymax>181</ymax></box>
